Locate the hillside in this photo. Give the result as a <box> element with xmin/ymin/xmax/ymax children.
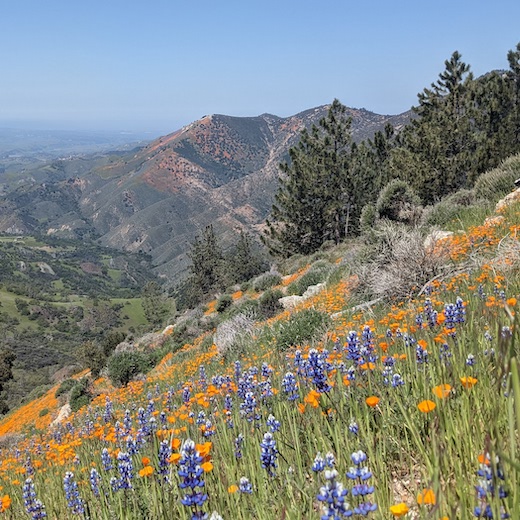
<box><xmin>0</xmin><ymin>106</ymin><xmax>410</xmax><ymax>282</ymax></box>
<box><xmin>0</xmin><ymin>181</ymin><xmax>518</xmax><ymax>518</ymax></box>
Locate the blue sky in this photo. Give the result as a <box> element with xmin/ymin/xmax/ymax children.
<box><xmin>1</xmin><ymin>0</ymin><xmax>519</xmax><ymax>136</ymax></box>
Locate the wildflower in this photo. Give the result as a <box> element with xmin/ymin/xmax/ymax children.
<box><xmin>466</xmin><ymin>353</ymin><xmax>476</xmax><ymax>366</ymax></box>
<box><xmin>234</xmin><ymin>434</ymin><xmax>244</xmax><ymax>460</ymax></box>
<box><xmin>90</xmin><ymin>468</ymin><xmax>101</xmax><ymax>497</ymax></box>
<box><xmin>240</xmin><ymin>391</ymin><xmax>260</xmax><ymax>423</ymax></box>
<box><xmin>266</xmin><ymin>414</ymin><xmax>281</xmax><ymax>433</ymax></box>
<box><xmin>312</xmin><ymin>453</ymin><xmax>326</xmax><ymax>473</ymax></box>
<box><xmin>158</xmin><ymin>438</ymin><xmax>172</xmax><ymax>480</ymax></box>
<box><xmin>282</xmin><ymin>371</ymin><xmax>299</xmax><ymax>401</ymax></box>
<box><xmin>0</xmin><ymin>494</ymin><xmax>11</xmax><ymax>513</ymax></box>
<box><xmin>63</xmin><ymin>472</ymin><xmax>85</xmax><ymax>515</ymax></box>
<box><xmin>117</xmin><ymin>451</ymin><xmax>134</xmax><ymax>490</ymax></box>
<box><xmin>307</xmin><ymin>349</ymin><xmax>332</xmax><ymax>393</ymax></box>
<box><xmin>228</xmin><ymin>485</ymin><xmax>238</xmax><ymax>493</ymax></box>
<box><xmin>139</xmin><ymin>466</ymin><xmax>154</xmax><ymax>477</ymax></box>
<box><xmin>23</xmin><ymin>478</ymin><xmax>47</xmax><ymax>519</ymax></box>
<box><xmin>390</xmin><ymin>502</ymin><xmax>409</xmax><ymax>516</ymax></box>
<box><xmin>209</xmin><ymin>512</ymin><xmax>223</xmax><ymax>520</ymax></box>
<box><xmin>418</xmin><ymin>400</ymin><xmax>436</xmax><ymax>413</ymax></box>
<box><xmin>316</xmin><ymin>469</ymin><xmax>351</xmax><ymax>518</ymax></box>
<box><xmin>101</xmin><ymin>448</ymin><xmax>113</xmax><ymax>471</ymax></box>
<box><xmin>417</xmin><ymin>488</ymin><xmax>436</xmax><ymax>505</ymax></box>
<box><xmin>365</xmin><ymin>396</ymin><xmax>380</xmax><ymax>408</ymax></box>
<box><xmin>348</xmin><ymin>420</ymin><xmax>359</xmax><ymax>435</ymax></box>
<box><xmin>178</xmin><ymin>439</ymin><xmax>208</xmax><ymax>519</ymax></box>
<box><xmin>460</xmin><ymin>376</ymin><xmax>478</xmax><ymax>389</ymax></box>
<box><xmin>432</xmin><ymin>384</ymin><xmax>452</xmax><ymax>399</ymax></box>
<box><xmin>260</xmin><ymin>432</ymin><xmax>278</xmax><ymax>477</ymax></box>
<box><xmin>239</xmin><ymin>476</ymin><xmax>253</xmax><ymax>494</ymax></box>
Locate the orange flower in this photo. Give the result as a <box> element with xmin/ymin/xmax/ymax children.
<box><xmin>506</xmin><ymin>297</ymin><xmax>517</xmax><ymax>307</ymax></box>
<box><xmin>304</xmin><ymin>389</ymin><xmax>321</xmax><ymax>408</ymax></box>
<box><xmin>168</xmin><ymin>453</ymin><xmax>181</xmax><ymax>464</ymax></box>
<box><xmin>297</xmin><ymin>403</ymin><xmax>306</xmax><ymax>414</ymax></box>
<box><xmin>141</xmin><ymin>456</ymin><xmax>151</xmax><ymax>466</ymax></box>
<box><xmin>390</xmin><ymin>502</ymin><xmax>409</xmax><ymax>516</ymax></box>
<box><xmin>460</xmin><ymin>376</ymin><xmax>478</xmax><ymax>389</ymax></box>
<box><xmin>417</xmin><ymin>339</ymin><xmax>428</xmax><ymax>350</ymax></box>
<box><xmin>171</xmin><ymin>438</ymin><xmax>181</xmax><ymax>450</ymax></box>
<box><xmin>0</xmin><ymin>494</ymin><xmax>11</xmax><ymax>512</ymax></box>
<box><xmin>138</xmin><ymin>466</ymin><xmax>154</xmax><ymax>477</ymax></box>
<box><xmin>228</xmin><ymin>484</ymin><xmax>238</xmax><ymax>493</ymax></box>
<box><xmin>417</xmin><ymin>400</ymin><xmax>436</xmax><ymax>413</ymax></box>
<box><xmin>417</xmin><ymin>488</ymin><xmax>436</xmax><ymax>505</ymax></box>
<box><xmin>432</xmin><ymin>384</ymin><xmax>452</xmax><ymax>399</ymax></box>
<box><xmin>201</xmin><ymin>461</ymin><xmax>213</xmax><ymax>472</ymax></box>
<box><xmin>196</xmin><ymin>442</ymin><xmax>212</xmax><ymax>458</ymax></box>
<box><xmin>365</xmin><ymin>396</ymin><xmax>380</xmax><ymax>408</ymax></box>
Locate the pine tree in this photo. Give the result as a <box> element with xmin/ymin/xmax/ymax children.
<box><xmin>225</xmin><ymin>231</ymin><xmax>265</xmax><ymax>284</ymax></box>
<box><xmin>264</xmin><ymin>99</ymin><xmax>358</xmax><ymax>256</ymax></box>
<box><xmin>188</xmin><ymin>225</ymin><xmax>225</xmax><ymax>298</ymax></box>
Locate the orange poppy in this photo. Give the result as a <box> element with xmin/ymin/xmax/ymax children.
<box><xmin>228</xmin><ymin>484</ymin><xmax>238</xmax><ymax>493</ymax></box>
<box><xmin>417</xmin><ymin>400</ymin><xmax>436</xmax><ymax>413</ymax></box>
<box><xmin>417</xmin><ymin>488</ymin><xmax>436</xmax><ymax>505</ymax></box>
<box><xmin>460</xmin><ymin>376</ymin><xmax>478</xmax><ymax>389</ymax></box>
<box><xmin>390</xmin><ymin>503</ymin><xmax>409</xmax><ymax>517</ymax></box>
<box><xmin>365</xmin><ymin>396</ymin><xmax>380</xmax><ymax>408</ymax></box>
<box><xmin>138</xmin><ymin>466</ymin><xmax>154</xmax><ymax>477</ymax></box>
<box><xmin>432</xmin><ymin>384</ymin><xmax>452</xmax><ymax>399</ymax></box>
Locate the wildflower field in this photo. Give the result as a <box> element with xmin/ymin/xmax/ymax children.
<box><xmin>0</xmin><ymin>203</ymin><xmax>519</xmax><ymax>519</ymax></box>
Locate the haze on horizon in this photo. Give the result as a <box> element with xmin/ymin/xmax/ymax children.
<box><xmin>1</xmin><ymin>0</ymin><xmax>519</xmax><ymax>138</ymax></box>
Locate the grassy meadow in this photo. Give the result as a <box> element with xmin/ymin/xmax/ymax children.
<box><xmin>0</xmin><ymin>199</ymin><xmax>519</xmax><ymax>519</ymax></box>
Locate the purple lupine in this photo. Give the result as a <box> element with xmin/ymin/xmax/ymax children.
<box><xmin>117</xmin><ymin>451</ymin><xmax>134</xmax><ymax>489</ymax></box>
<box><xmin>316</xmin><ymin>469</ymin><xmax>351</xmax><ymax>518</ymax></box>
<box><xmin>63</xmin><ymin>471</ymin><xmax>85</xmax><ymax>515</ymax></box>
<box><xmin>158</xmin><ymin>438</ymin><xmax>172</xmax><ymax>482</ymax></box>
<box><xmin>260</xmin><ymin>432</ymin><xmax>278</xmax><ymax>477</ymax></box>
<box><xmin>282</xmin><ymin>372</ymin><xmax>299</xmax><ymax>401</ymax></box>
<box><xmin>90</xmin><ymin>468</ymin><xmax>101</xmax><ymax>497</ymax></box>
<box><xmin>239</xmin><ymin>476</ymin><xmax>253</xmax><ymax>494</ymax></box>
<box><xmin>23</xmin><ymin>478</ymin><xmax>47</xmax><ymax>519</ymax></box>
<box><xmin>178</xmin><ymin>439</ymin><xmax>208</xmax><ymax>519</ymax></box>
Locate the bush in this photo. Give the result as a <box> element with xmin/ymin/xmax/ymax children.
<box><xmin>216</xmin><ymin>295</ymin><xmax>233</xmax><ymax>313</ymax></box>
<box><xmin>107</xmin><ymin>351</ymin><xmax>152</xmax><ymax>386</ymax></box>
<box><xmin>287</xmin><ymin>262</ymin><xmax>331</xmax><ymax>296</ymax></box>
<box><xmin>474</xmin><ymin>154</ymin><xmax>520</xmax><ymax>202</ymax></box>
<box><xmin>214</xmin><ymin>313</ymin><xmax>255</xmax><ymax>358</ymax></box>
<box><xmin>274</xmin><ymin>309</ymin><xmax>330</xmax><ymax>351</ymax></box>
<box><xmin>69</xmin><ymin>378</ymin><xmax>92</xmax><ymax>412</ymax></box>
<box><xmin>257</xmin><ymin>289</ymin><xmax>284</xmax><ymax>320</ymax></box>
<box><xmin>253</xmin><ymin>272</ymin><xmax>282</xmax><ymax>292</ymax></box>
<box><xmin>376</xmin><ymin>179</ymin><xmax>421</xmax><ymax>224</ymax></box>
<box><xmin>38</xmin><ymin>408</ymin><xmax>49</xmax><ymax>417</ymax></box>
<box><xmin>55</xmin><ymin>379</ymin><xmax>76</xmax><ymax>398</ymax></box>
<box><xmin>360</xmin><ymin>203</ymin><xmax>378</xmax><ymax>236</ymax></box>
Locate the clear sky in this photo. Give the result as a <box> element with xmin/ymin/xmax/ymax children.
<box><xmin>1</xmin><ymin>0</ymin><xmax>519</xmax><ymax>136</ymax></box>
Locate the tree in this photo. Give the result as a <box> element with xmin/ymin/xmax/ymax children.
<box><xmin>187</xmin><ymin>225</ymin><xmax>225</xmax><ymax>299</ymax></box>
<box><xmin>141</xmin><ymin>281</ymin><xmax>170</xmax><ymax>327</ymax></box>
<box><xmin>394</xmin><ymin>51</ymin><xmax>477</xmax><ymax>203</ymax></box>
<box><xmin>224</xmin><ymin>231</ymin><xmax>266</xmax><ymax>284</ymax></box>
<box><xmin>264</xmin><ymin>99</ymin><xmax>360</xmax><ymax>256</ymax></box>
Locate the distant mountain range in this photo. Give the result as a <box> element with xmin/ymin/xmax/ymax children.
<box><xmin>0</xmin><ymin>105</ymin><xmax>410</xmax><ymax>283</ymax></box>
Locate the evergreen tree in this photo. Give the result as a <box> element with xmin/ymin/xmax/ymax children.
<box><xmin>188</xmin><ymin>225</ymin><xmax>225</xmax><ymax>298</ymax></box>
<box><xmin>141</xmin><ymin>281</ymin><xmax>170</xmax><ymax>326</ymax></box>
<box><xmin>224</xmin><ymin>231</ymin><xmax>265</xmax><ymax>284</ymax></box>
<box><xmin>264</xmin><ymin>99</ymin><xmax>359</xmax><ymax>256</ymax></box>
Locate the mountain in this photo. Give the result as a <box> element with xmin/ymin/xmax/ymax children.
<box><xmin>0</xmin><ymin>105</ymin><xmax>411</xmax><ymax>283</ymax></box>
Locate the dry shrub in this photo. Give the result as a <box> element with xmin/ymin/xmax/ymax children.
<box><xmin>362</xmin><ymin>223</ymin><xmax>448</xmax><ymax>301</ymax></box>
<box><xmin>213</xmin><ymin>313</ymin><xmax>255</xmax><ymax>358</ymax></box>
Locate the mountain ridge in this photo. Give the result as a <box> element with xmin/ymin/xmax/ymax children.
<box><xmin>0</xmin><ymin>105</ymin><xmax>411</xmax><ymax>282</ymax></box>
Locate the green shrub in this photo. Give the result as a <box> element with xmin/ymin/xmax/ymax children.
<box><xmin>376</xmin><ymin>179</ymin><xmax>421</xmax><ymax>223</ymax></box>
<box><xmin>69</xmin><ymin>378</ymin><xmax>92</xmax><ymax>412</ymax></box>
<box><xmin>55</xmin><ymin>378</ymin><xmax>76</xmax><ymax>398</ymax></box>
<box><xmin>474</xmin><ymin>154</ymin><xmax>520</xmax><ymax>202</ymax></box>
<box><xmin>274</xmin><ymin>309</ymin><xmax>330</xmax><ymax>351</ymax></box>
<box><xmin>216</xmin><ymin>294</ymin><xmax>233</xmax><ymax>313</ymax></box>
<box><xmin>107</xmin><ymin>351</ymin><xmax>152</xmax><ymax>386</ymax></box>
<box><xmin>257</xmin><ymin>289</ymin><xmax>284</xmax><ymax>320</ymax></box>
<box><xmin>38</xmin><ymin>408</ymin><xmax>49</xmax><ymax>417</ymax></box>
<box><xmin>360</xmin><ymin>203</ymin><xmax>378</xmax><ymax>237</ymax></box>
<box><xmin>286</xmin><ymin>263</ymin><xmax>331</xmax><ymax>296</ymax></box>
<box><xmin>253</xmin><ymin>272</ymin><xmax>282</xmax><ymax>292</ymax></box>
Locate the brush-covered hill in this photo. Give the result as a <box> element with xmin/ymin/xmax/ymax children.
<box><xmin>0</xmin><ymin>175</ymin><xmax>518</xmax><ymax>518</ymax></box>
<box><xmin>0</xmin><ymin>106</ymin><xmax>410</xmax><ymax>282</ymax></box>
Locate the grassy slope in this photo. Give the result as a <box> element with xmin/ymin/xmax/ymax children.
<box><xmin>0</xmin><ymin>199</ymin><xmax>519</xmax><ymax>518</ymax></box>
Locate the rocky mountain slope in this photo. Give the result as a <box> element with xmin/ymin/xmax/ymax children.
<box><xmin>0</xmin><ymin>106</ymin><xmax>410</xmax><ymax>282</ymax></box>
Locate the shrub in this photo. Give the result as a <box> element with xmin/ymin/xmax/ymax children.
<box><xmin>376</xmin><ymin>179</ymin><xmax>421</xmax><ymax>223</ymax></box>
<box><xmin>422</xmin><ymin>189</ymin><xmax>481</xmax><ymax>227</ymax></box>
<box><xmin>69</xmin><ymin>378</ymin><xmax>92</xmax><ymax>412</ymax></box>
<box><xmin>274</xmin><ymin>309</ymin><xmax>330</xmax><ymax>351</ymax></box>
<box><xmin>38</xmin><ymin>408</ymin><xmax>49</xmax><ymax>417</ymax></box>
<box><xmin>55</xmin><ymin>379</ymin><xmax>76</xmax><ymax>398</ymax></box>
<box><xmin>257</xmin><ymin>289</ymin><xmax>284</xmax><ymax>320</ymax></box>
<box><xmin>213</xmin><ymin>313</ymin><xmax>255</xmax><ymax>358</ymax></box>
<box><xmin>474</xmin><ymin>154</ymin><xmax>520</xmax><ymax>202</ymax></box>
<box><xmin>287</xmin><ymin>263</ymin><xmax>331</xmax><ymax>296</ymax></box>
<box><xmin>360</xmin><ymin>203</ymin><xmax>378</xmax><ymax>236</ymax></box>
<box><xmin>107</xmin><ymin>351</ymin><xmax>152</xmax><ymax>386</ymax></box>
<box><xmin>252</xmin><ymin>272</ymin><xmax>282</xmax><ymax>292</ymax></box>
<box><xmin>216</xmin><ymin>294</ymin><xmax>233</xmax><ymax>313</ymax></box>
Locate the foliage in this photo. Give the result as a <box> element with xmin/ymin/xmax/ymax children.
<box><xmin>272</xmin><ymin>308</ymin><xmax>331</xmax><ymax>351</ymax></box>
<box><xmin>141</xmin><ymin>281</ymin><xmax>170</xmax><ymax>326</ymax></box>
<box><xmin>215</xmin><ymin>294</ymin><xmax>232</xmax><ymax>313</ymax></box>
<box><xmin>76</xmin><ymin>341</ymin><xmax>107</xmax><ymax>378</ymax></box>
<box><xmin>375</xmin><ymin>179</ymin><xmax>421</xmax><ymax>224</ymax></box>
<box><xmin>474</xmin><ymin>153</ymin><xmax>520</xmax><ymax>202</ymax></box>
<box><xmin>257</xmin><ymin>289</ymin><xmax>284</xmax><ymax>320</ymax></box>
<box><xmin>55</xmin><ymin>378</ymin><xmax>76</xmax><ymax>398</ymax></box>
<box><xmin>107</xmin><ymin>351</ymin><xmax>152</xmax><ymax>386</ymax></box>
<box><xmin>252</xmin><ymin>272</ymin><xmax>282</xmax><ymax>292</ymax></box>
<box><xmin>286</xmin><ymin>262</ymin><xmax>331</xmax><ymax>296</ymax></box>
<box><xmin>69</xmin><ymin>378</ymin><xmax>92</xmax><ymax>412</ymax></box>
